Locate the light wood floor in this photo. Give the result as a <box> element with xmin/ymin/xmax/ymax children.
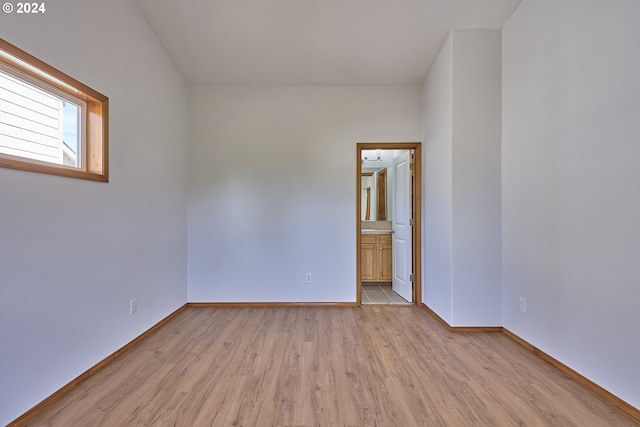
<box><xmin>22</xmin><ymin>306</ymin><xmax>639</xmax><ymax>426</ymax></box>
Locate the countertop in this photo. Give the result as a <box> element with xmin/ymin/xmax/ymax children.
<box><xmin>361</xmin><ymin>229</ymin><xmax>392</xmax><ymax>235</ymax></box>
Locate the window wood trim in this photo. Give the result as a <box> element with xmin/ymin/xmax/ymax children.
<box><xmin>0</xmin><ymin>38</ymin><xmax>108</xmax><ymax>182</ymax></box>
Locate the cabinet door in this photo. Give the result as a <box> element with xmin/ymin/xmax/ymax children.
<box><xmin>361</xmin><ymin>235</ymin><xmax>377</xmax><ymax>281</ymax></box>
<box><xmin>379</xmin><ymin>234</ymin><xmax>393</xmax><ymax>282</ymax></box>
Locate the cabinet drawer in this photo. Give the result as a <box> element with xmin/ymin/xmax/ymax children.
<box><xmin>378</xmin><ymin>234</ymin><xmax>392</xmax><ymax>244</ymax></box>
<box><xmin>361</xmin><ymin>234</ymin><xmax>377</xmax><ymax>244</ymax></box>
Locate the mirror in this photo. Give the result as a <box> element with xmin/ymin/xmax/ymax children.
<box><xmin>361</xmin><ymin>168</ymin><xmax>388</xmax><ymax>221</ymax></box>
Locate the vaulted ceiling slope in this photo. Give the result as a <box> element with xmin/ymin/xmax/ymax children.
<box><xmin>135</xmin><ymin>0</ymin><xmax>520</xmax><ymax>85</ymax></box>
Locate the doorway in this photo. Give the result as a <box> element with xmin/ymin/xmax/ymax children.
<box><xmin>356</xmin><ymin>142</ymin><xmax>422</xmax><ymax>306</ymax></box>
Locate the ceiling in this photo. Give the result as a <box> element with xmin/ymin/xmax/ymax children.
<box><xmin>135</xmin><ymin>0</ymin><xmax>521</xmax><ymax>85</ymax></box>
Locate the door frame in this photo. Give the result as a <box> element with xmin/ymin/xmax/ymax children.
<box><xmin>356</xmin><ymin>142</ymin><xmax>422</xmax><ymax>306</ymax></box>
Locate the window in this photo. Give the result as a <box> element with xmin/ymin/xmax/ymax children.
<box><xmin>0</xmin><ymin>38</ymin><xmax>108</xmax><ymax>181</ymax></box>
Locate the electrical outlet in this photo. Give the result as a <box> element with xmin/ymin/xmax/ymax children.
<box><xmin>130</xmin><ymin>298</ymin><xmax>137</xmax><ymax>315</ymax></box>
<box><xmin>305</xmin><ymin>273</ymin><xmax>312</xmax><ymax>283</ymax></box>
<box><xmin>519</xmin><ymin>297</ymin><xmax>526</xmax><ymax>314</ymax></box>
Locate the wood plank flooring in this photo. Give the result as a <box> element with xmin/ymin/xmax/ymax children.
<box><xmin>21</xmin><ymin>306</ymin><xmax>639</xmax><ymax>426</ymax></box>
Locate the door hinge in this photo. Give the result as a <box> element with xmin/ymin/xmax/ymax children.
<box><xmin>409</xmin><ymin>162</ymin><xmax>414</xmax><ymax>171</ymax></box>
<box><xmin>410</xmin><ymin>218</ymin><xmax>414</xmax><ymax>226</ymax></box>
<box><xmin>409</xmin><ymin>274</ymin><xmax>414</xmax><ymax>282</ymax></box>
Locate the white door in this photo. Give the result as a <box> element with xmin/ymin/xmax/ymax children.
<box><xmin>392</xmin><ymin>150</ymin><xmax>413</xmax><ymax>302</ymax></box>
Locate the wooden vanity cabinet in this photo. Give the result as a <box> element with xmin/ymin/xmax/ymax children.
<box><xmin>361</xmin><ymin>234</ymin><xmax>392</xmax><ymax>283</ymax></box>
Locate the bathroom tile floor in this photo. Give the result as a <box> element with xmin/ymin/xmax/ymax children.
<box><xmin>361</xmin><ymin>284</ymin><xmax>411</xmax><ymax>304</ymax></box>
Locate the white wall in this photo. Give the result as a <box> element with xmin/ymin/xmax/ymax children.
<box><xmin>450</xmin><ymin>30</ymin><xmax>502</xmax><ymax>326</ymax></box>
<box><xmin>188</xmin><ymin>85</ymin><xmax>422</xmax><ymax>302</ymax></box>
<box><xmin>0</xmin><ymin>1</ymin><xmax>189</xmax><ymax>423</ymax></box>
<box><xmin>422</xmin><ymin>30</ymin><xmax>502</xmax><ymax>326</ymax></box>
<box><xmin>422</xmin><ymin>34</ymin><xmax>454</xmax><ymax>322</ymax></box>
<box><xmin>502</xmin><ymin>0</ymin><xmax>640</xmax><ymax>409</ymax></box>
